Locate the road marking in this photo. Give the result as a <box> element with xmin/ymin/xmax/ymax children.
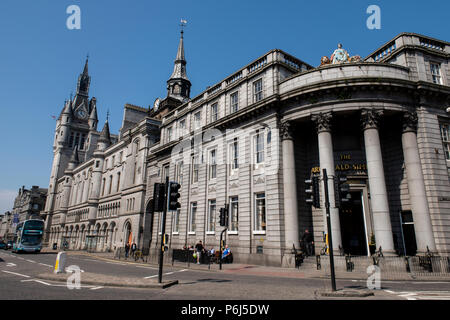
<box><xmin>2</xmin><ymin>270</ymin><xmax>31</xmax><ymax>278</ymax></box>
<box><xmin>26</xmin><ymin>260</ymin><xmax>36</xmax><ymax>263</ymax></box>
<box><xmin>39</xmin><ymin>263</ymin><xmax>53</xmax><ymax>268</ymax></box>
<box><xmin>6</xmin><ymin>263</ymin><xmax>17</xmax><ymax>267</ymax></box>
<box><xmin>144</xmin><ymin>269</ymin><xmax>187</xmax><ymax>279</ymax></box>
<box><xmin>90</xmin><ymin>286</ymin><xmax>103</xmax><ymax>290</ymax></box>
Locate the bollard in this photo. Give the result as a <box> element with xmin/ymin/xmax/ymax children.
<box><xmin>316</xmin><ymin>255</ymin><xmax>321</xmax><ymax>270</ymax></box>
<box><xmin>54</xmin><ymin>251</ymin><xmax>67</xmax><ymax>274</ymax></box>
<box><xmin>345</xmin><ymin>255</ymin><xmax>354</xmax><ymax>272</ymax></box>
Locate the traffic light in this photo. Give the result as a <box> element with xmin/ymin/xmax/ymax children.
<box><xmin>334</xmin><ymin>175</ymin><xmax>351</xmax><ymax>208</ymax></box>
<box><xmin>168</xmin><ymin>182</ymin><xmax>181</xmax><ymax>211</ymax></box>
<box><xmin>153</xmin><ymin>183</ymin><xmax>166</xmax><ymax>212</ymax></box>
<box><xmin>305</xmin><ymin>176</ymin><xmax>320</xmax><ymax>208</ymax></box>
<box><xmin>219</xmin><ymin>204</ymin><xmax>229</xmax><ymax>227</ymax></box>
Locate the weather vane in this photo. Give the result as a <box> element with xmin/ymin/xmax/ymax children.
<box><xmin>106</xmin><ymin>109</ymin><xmax>110</xmax><ymax>122</ymax></box>
<box><xmin>180</xmin><ymin>18</ymin><xmax>187</xmax><ymax>32</ymax></box>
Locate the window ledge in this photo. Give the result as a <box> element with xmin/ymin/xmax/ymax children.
<box><xmin>227</xmin><ymin>231</ymin><xmax>239</xmax><ymax>235</ymax></box>
<box><xmin>253</xmin><ymin>231</ymin><xmax>266</xmax><ymax>235</ymax></box>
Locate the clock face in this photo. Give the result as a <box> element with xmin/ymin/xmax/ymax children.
<box><xmin>153</xmin><ymin>98</ymin><xmax>160</xmax><ymax>111</ymax></box>
<box><xmin>76</xmin><ymin>108</ymin><xmax>87</xmax><ymax>119</ymax></box>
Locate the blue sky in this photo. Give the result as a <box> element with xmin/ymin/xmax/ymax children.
<box><xmin>0</xmin><ymin>0</ymin><xmax>449</xmax><ymax>213</ymax></box>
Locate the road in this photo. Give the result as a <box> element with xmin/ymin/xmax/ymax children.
<box><xmin>1</xmin><ymin>250</ymin><xmax>450</xmax><ymax>300</ymax></box>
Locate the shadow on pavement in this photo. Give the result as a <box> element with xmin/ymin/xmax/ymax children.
<box><xmin>196</xmin><ymin>278</ymin><xmax>233</xmax><ymax>283</ymax></box>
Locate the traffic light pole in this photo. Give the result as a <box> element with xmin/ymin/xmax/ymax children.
<box><xmin>323</xmin><ymin>169</ymin><xmax>337</xmax><ymax>292</ymax></box>
<box><xmin>158</xmin><ymin>177</ymin><xmax>169</xmax><ymax>284</ymax></box>
<box><xmin>219</xmin><ymin>227</ymin><xmax>227</xmax><ymax>270</ymax></box>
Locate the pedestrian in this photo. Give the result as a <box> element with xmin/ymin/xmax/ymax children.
<box><xmin>301</xmin><ymin>229</ymin><xmax>314</xmax><ymax>257</ymax></box>
<box><xmin>125</xmin><ymin>243</ymin><xmax>130</xmax><ymax>259</ymax></box>
<box><xmin>195</xmin><ymin>240</ymin><xmax>204</xmax><ymax>264</ymax></box>
<box><xmin>222</xmin><ymin>245</ymin><xmax>232</xmax><ymax>263</ymax></box>
<box><xmin>131</xmin><ymin>242</ymin><xmax>137</xmax><ymax>258</ymax></box>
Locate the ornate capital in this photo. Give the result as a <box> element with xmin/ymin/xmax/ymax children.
<box><xmin>312</xmin><ymin>112</ymin><xmax>333</xmax><ymax>133</ymax></box>
<box><xmin>361</xmin><ymin>109</ymin><xmax>383</xmax><ymax>130</ymax></box>
<box><xmin>402</xmin><ymin>111</ymin><xmax>418</xmax><ymax>133</ymax></box>
<box><xmin>280</xmin><ymin>120</ymin><xmax>294</xmax><ymax>140</ymax></box>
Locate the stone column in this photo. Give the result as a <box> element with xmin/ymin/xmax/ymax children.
<box><xmin>401</xmin><ymin>111</ymin><xmax>436</xmax><ymax>253</ymax></box>
<box><xmin>281</xmin><ymin>120</ymin><xmax>300</xmax><ymax>250</ymax></box>
<box><xmin>312</xmin><ymin>112</ymin><xmax>342</xmax><ymax>253</ymax></box>
<box><xmin>361</xmin><ymin>109</ymin><xmax>395</xmax><ymax>254</ymax></box>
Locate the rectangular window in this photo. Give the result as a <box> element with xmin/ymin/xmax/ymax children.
<box><xmin>176</xmin><ymin>161</ymin><xmax>184</xmax><ymax>185</ymax></box>
<box><xmin>163</xmin><ymin>164</ymin><xmax>170</xmax><ymax>182</ymax></box>
<box><xmin>179</xmin><ymin>119</ymin><xmax>186</xmax><ymax>136</ymax></box>
<box><xmin>255</xmin><ymin>131</ymin><xmax>265</xmax><ymax>164</ymax></box>
<box><xmin>207</xmin><ymin>199</ymin><xmax>216</xmax><ymax>232</ymax></box>
<box><xmin>430</xmin><ymin>63</ymin><xmax>443</xmax><ymax>85</ymax></box>
<box><xmin>253</xmin><ymin>79</ymin><xmax>263</xmax><ymax>102</ymax></box>
<box><xmin>210</xmin><ymin>103</ymin><xmax>218</xmax><ymax>122</ymax></box>
<box><xmin>80</xmin><ymin>134</ymin><xmax>86</xmax><ymax>150</ymax></box>
<box><xmin>254</xmin><ymin>193</ymin><xmax>266</xmax><ymax>232</ymax></box>
<box><xmin>116</xmin><ymin>172</ymin><xmax>121</xmax><ymax>192</ymax></box>
<box><xmin>230</xmin><ymin>196</ymin><xmax>239</xmax><ymax>232</ymax></box>
<box><xmin>167</xmin><ymin>126</ymin><xmax>173</xmax><ymax>143</ymax></box>
<box><xmin>189</xmin><ymin>202</ymin><xmax>197</xmax><ymax>233</ymax></box>
<box><xmin>69</xmin><ymin>132</ymin><xmax>75</xmax><ymax>147</ymax></box>
<box><xmin>191</xmin><ymin>156</ymin><xmax>199</xmax><ymax>183</ymax></box>
<box><xmin>230</xmin><ymin>92</ymin><xmax>239</xmax><ymax>113</ymax></box>
<box><xmin>194</xmin><ymin>112</ymin><xmax>201</xmax><ymax>130</ymax></box>
<box><xmin>230</xmin><ymin>139</ymin><xmax>239</xmax><ymax>170</ymax></box>
<box><xmin>440</xmin><ymin>123</ymin><xmax>450</xmax><ymax>160</ymax></box>
<box><xmin>209</xmin><ymin>149</ymin><xmax>217</xmax><ymax>180</ymax></box>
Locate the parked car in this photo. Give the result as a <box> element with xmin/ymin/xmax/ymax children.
<box><xmin>0</xmin><ymin>241</ymin><xmax>6</xmax><ymax>250</ymax></box>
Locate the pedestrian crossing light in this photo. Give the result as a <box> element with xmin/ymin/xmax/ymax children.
<box><xmin>305</xmin><ymin>176</ymin><xmax>320</xmax><ymax>208</ymax></box>
<box><xmin>153</xmin><ymin>183</ymin><xmax>166</xmax><ymax>212</ymax></box>
<box><xmin>168</xmin><ymin>182</ymin><xmax>181</xmax><ymax>211</ymax></box>
<box><xmin>335</xmin><ymin>175</ymin><xmax>351</xmax><ymax>208</ymax></box>
<box><xmin>219</xmin><ymin>204</ymin><xmax>229</xmax><ymax>227</ymax></box>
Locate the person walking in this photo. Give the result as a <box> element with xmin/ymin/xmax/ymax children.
<box><xmin>302</xmin><ymin>229</ymin><xmax>314</xmax><ymax>257</ymax></box>
<box><xmin>195</xmin><ymin>240</ymin><xmax>204</xmax><ymax>264</ymax></box>
<box><xmin>125</xmin><ymin>243</ymin><xmax>130</xmax><ymax>259</ymax></box>
<box><xmin>131</xmin><ymin>242</ymin><xmax>137</xmax><ymax>258</ymax></box>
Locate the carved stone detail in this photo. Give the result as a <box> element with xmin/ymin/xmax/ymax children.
<box><xmin>280</xmin><ymin>120</ymin><xmax>294</xmax><ymax>141</ymax></box>
<box><xmin>311</xmin><ymin>112</ymin><xmax>333</xmax><ymax>133</ymax></box>
<box><xmin>402</xmin><ymin>111</ymin><xmax>418</xmax><ymax>133</ymax></box>
<box><xmin>361</xmin><ymin>109</ymin><xmax>383</xmax><ymax>130</ymax></box>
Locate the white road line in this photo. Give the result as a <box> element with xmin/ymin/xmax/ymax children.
<box><xmin>26</xmin><ymin>260</ymin><xmax>36</xmax><ymax>263</ymax></box>
<box><xmin>144</xmin><ymin>269</ymin><xmax>187</xmax><ymax>279</ymax></box>
<box><xmin>6</xmin><ymin>263</ymin><xmax>17</xmax><ymax>267</ymax></box>
<box><xmin>90</xmin><ymin>286</ymin><xmax>104</xmax><ymax>290</ymax></box>
<box><xmin>38</xmin><ymin>263</ymin><xmax>53</xmax><ymax>268</ymax></box>
<box><xmin>2</xmin><ymin>270</ymin><xmax>31</xmax><ymax>278</ymax></box>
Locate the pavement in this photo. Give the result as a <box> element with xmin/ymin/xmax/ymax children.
<box><xmin>37</xmin><ymin>247</ymin><xmax>450</xmax><ymax>294</ymax></box>
<box><xmin>2</xmin><ymin>249</ymin><xmax>450</xmax><ymax>300</ymax></box>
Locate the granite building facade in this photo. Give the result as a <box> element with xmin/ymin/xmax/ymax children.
<box><xmin>44</xmin><ymin>32</ymin><xmax>450</xmax><ymax>267</ymax></box>
<box><xmin>145</xmin><ymin>32</ymin><xmax>450</xmax><ymax>267</ymax></box>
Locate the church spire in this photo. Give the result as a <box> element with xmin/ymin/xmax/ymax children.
<box><xmin>76</xmin><ymin>56</ymin><xmax>91</xmax><ymax>97</ymax></box>
<box><xmin>167</xmin><ymin>28</ymin><xmax>191</xmax><ymax>101</ymax></box>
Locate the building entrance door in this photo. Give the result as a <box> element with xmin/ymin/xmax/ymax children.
<box><xmin>339</xmin><ymin>191</ymin><xmax>368</xmax><ymax>256</ymax></box>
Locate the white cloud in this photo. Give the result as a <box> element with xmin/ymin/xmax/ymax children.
<box><xmin>0</xmin><ymin>190</ymin><xmax>17</xmax><ymax>214</ymax></box>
